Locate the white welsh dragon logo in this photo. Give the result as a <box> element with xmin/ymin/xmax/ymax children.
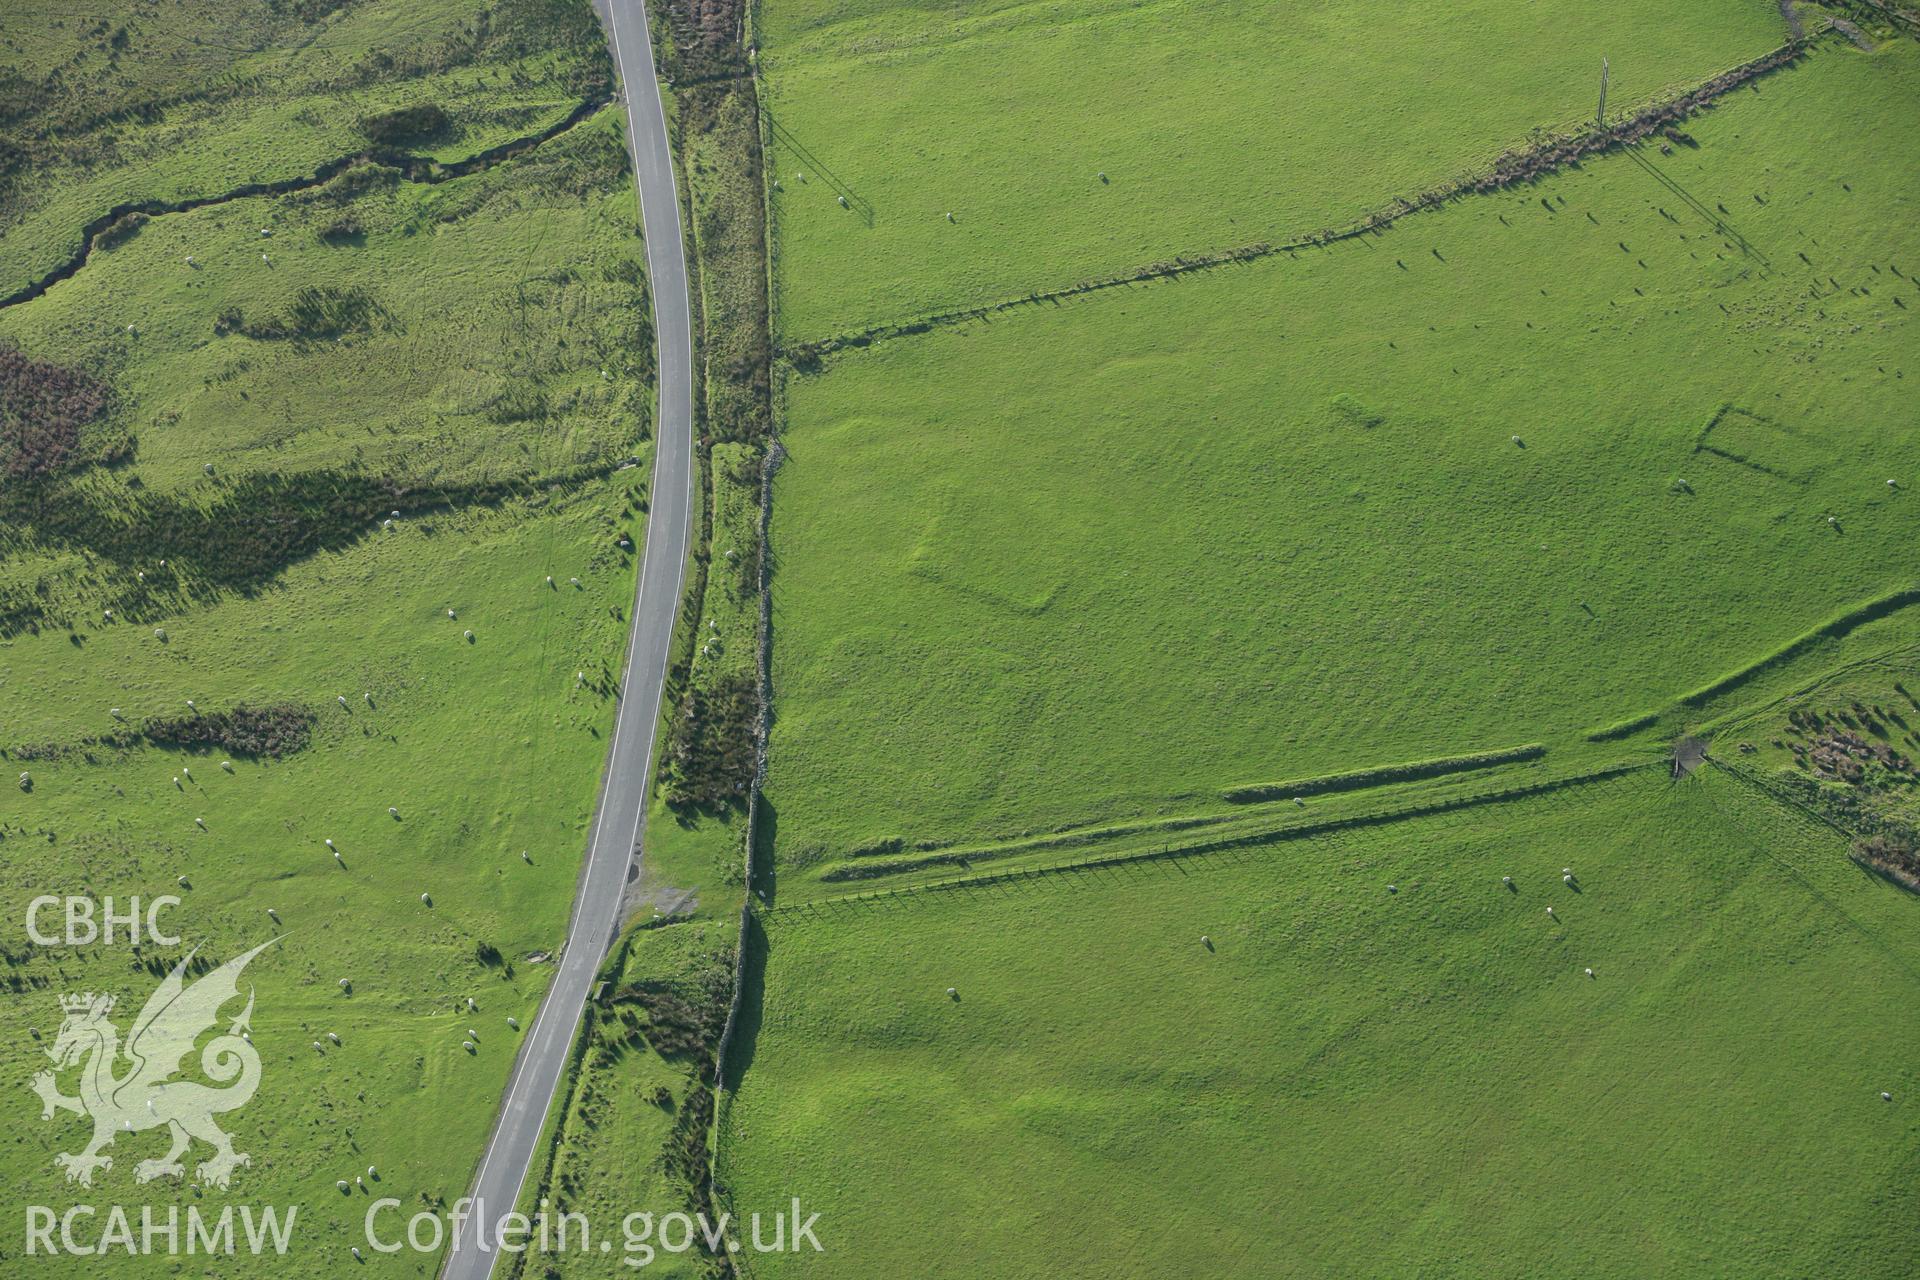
<box><xmin>30</xmin><ymin>939</ymin><xmax>273</xmax><ymax>1190</ymax></box>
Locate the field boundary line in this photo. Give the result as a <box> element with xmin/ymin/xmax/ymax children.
<box><xmin>1222</xmin><ymin>742</ymin><xmax>1545</xmax><ymax>804</ymax></box>
<box><xmin>761</xmin><ymin>759</ymin><xmax>1658</xmax><ymax>920</ymax></box>
<box><xmin>1587</xmin><ymin>583</ymin><xmax>1920</xmax><ymax>741</ymax></box>
<box><xmin>780</xmin><ymin>31</ymin><xmax>1828</xmax><ymax>366</ymax></box>
<box><xmin>1702</xmin><ymin>757</ymin><xmax>1920</xmax><ymax>983</ymax></box>
<box><xmin>1</xmin><ymin>95</ymin><xmax>616</xmax><ymax>311</ymax></box>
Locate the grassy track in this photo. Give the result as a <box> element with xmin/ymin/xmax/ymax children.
<box><xmin>719</xmin><ymin>768</ymin><xmax>1920</xmax><ymax>1277</ymax></box>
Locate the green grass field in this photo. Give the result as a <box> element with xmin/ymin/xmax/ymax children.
<box><xmin>0</xmin><ymin>472</ymin><xmax>642</xmax><ymax>1274</ymax></box>
<box><xmin>720</xmin><ymin>768</ymin><xmax>1920</xmax><ymax>1277</ymax></box>
<box><xmin>763</xmin><ymin>37</ymin><xmax>1920</xmax><ymax>864</ymax></box>
<box><xmin>0</xmin><ymin>1</ymin><xmax>656</xmax><ymax>1270</ymax></box>
<box><xmin>726</xmin><ymin>4</ymin><xmax>1920</xmax><ymax>1276</ymax></box>
<box><xmin>0</xmin><ymin>0</ymin><xmax>612</xmax><ymax>293</ymax></box>
<box><xmin>758</xmin><ymin>0</ymin><xmax>1787</xmax><ymax>340</ymax></box>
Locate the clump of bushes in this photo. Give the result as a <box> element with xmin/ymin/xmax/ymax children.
<box><xmin>312</xmin><ymin>161</ymin><xmax>400</xmax><ymax>205</ymax></box>
<box><xmin>0</xmin><ymin>340</ymin><xmax>110</xmax><ymax>479</ymax></box>
<box><xmin>214</xmin><ymin>286</ymin><xmax>383</xmax><ymax>340</ymax></box>
<box><xmin>1851</xmin><ymin>832</ymin><xmax>1920</xmax><ymax>893</ymax></box>
<box><xmin>95</xmin><ymin>210</ymin><xmax>149</xmax><ymax>249</ymax></box>
<box><xmin>317</xmin><ymin>214</ymin><xmax>364</xmax><ymax>245</ymax></box>
<box><xmin>661</xmin><ymin>674</ymin><xmax>757</xmax><ymax>811</ymax></box>
<box><xmin>357</xmin><ymin>102</ymin><xmax>450</xmax><ymax>146</ymax></box>
<box><xmin>141</xmin><ymin>704</ymin><xmax>315</xmax><ymax>758</ymax></box>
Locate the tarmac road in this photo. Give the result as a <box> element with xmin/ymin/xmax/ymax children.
<box><xmin>439</xmin><ymin>0</ymin><xmax>693</xmax><ymax>1273</ymax></box>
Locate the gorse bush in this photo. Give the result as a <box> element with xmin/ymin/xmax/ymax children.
<box><xmin>0</xmin><ymin>341</ymin><xmax>110</xmax><ymax>479</ymax></box>
<box><xmin>662</xmin><ymin>673</ymin><xmax>757</xmax><ymax>812</ymax></box>
<box><xmin>215</xmin><ymin>286</ymin><xmax>384</xmax><ymax>340</ymax></box>
<box><xmin>142</xmin><ymin>704</ymin><xmax>316</xmax><ymax>758</ymax></box>
<box><xmin>357</xmin><ymin>102</ymin><xmax>451</xmax><ymax>146</ymax></box>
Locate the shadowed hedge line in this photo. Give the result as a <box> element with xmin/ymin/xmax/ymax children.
<box><xmin>1222</xmin><ymin>743</ymin><xmax>1546</xmax><ymax>804</ymax></box>
<box><xmin>1588</xmin><ymin>584</ymin><xmax>1920</xmax><ymax>741</ymax></box>
<box><xmin>0</xmin><ymin>456</ymin><xmax>631</xmax><ymax>635</ymax></box>
<box><xmin>8</xmin><ymin>702</ymin><xmax>315</xmax><ymax>763</ymax></box>
<box><xmin>797</xmin><ymin>760</ymin><xmax>1654</xmax><ymax>895</ymax></box>
<box><xmin>785</xmin><ymin>32</ymin><xmax>1820</xmax><ymax>366</ymax></box>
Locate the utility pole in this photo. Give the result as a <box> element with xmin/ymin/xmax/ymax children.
<box><xmin>1597</xmin><ymin>56</ymin><xmax>1610</xmax><ymax>130</ymax></box>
